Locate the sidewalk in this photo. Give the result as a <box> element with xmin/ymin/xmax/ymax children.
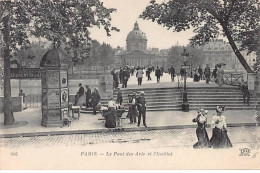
<box><xmin>0</xmin><ymin>108</ymin><xmax>258</xmax><ymax>138</ymax></box>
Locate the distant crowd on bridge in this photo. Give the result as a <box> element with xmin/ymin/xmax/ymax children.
<box><xmin>110</xmin><ymin>63</ymin><xmax>228</xmax><ymax>89</ymax></box>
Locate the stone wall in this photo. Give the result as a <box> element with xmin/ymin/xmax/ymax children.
<box><xmin>0</xmin><ymin>96</ymin><xmax>23</xmax><ymax>112</ymax></box>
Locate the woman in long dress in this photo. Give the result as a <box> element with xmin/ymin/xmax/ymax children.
<box><xmin>192</xmin><ymin>109</ymin><xmax>211</xmax><ymax>148</ymax></box>
<box><xmin>217</xmin><ymin>65</ymin><xmax>224</xmax><ymax>87</ymax></box>
<box><xmin>210</xmin><ymin>106</ymin><xmax>232</xmax><ymax>149</ymax></box>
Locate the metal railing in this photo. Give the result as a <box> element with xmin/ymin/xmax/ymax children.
<box><xmin>25</xmin><ymin>94</ymin><xmax>41</xmax><ymax>108</ymax></box>
<box><xmin>223</xmin><ymin>73</ymin><xmax>243</xmax><ymax>86</ymax></box>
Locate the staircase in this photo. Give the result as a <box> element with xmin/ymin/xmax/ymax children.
<box><xmin>113</xmin><ymin>87</ymin><xmax>183</xmax><ymax>111</ymax></box>
<box><xmin>187</xmin><ymin>87</ymin><xmax>257</xmax><ymax>110</ymax></box>
<box><xmin>81</xmin><ymin>86</ymin><xmax>256</xmax><ymax>113</ymax></box>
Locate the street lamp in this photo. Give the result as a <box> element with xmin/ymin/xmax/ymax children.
<box><xmin>181</xmin><ymin>48</ymin><xmax>189</xmax><ymax>112</ymax></box>
<box><xmin>190</xmin><ymin>54</ymin><xmax>193</xmax><ymax>78</ymax></box>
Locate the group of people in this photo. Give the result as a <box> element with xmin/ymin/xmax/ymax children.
<box><xmin>111</xmin><ymin>66</ymin><xmax>131</xmax><ymax>89</ymax></box>
<box><xmin>192</xmin><ymin>106</ymin><xmax>232</xmax><ymax>149</ymax></box>
<box><xmin>192</xmin><ymin>64</ymin><xmax>224</xmax><ymax>86</ymax></box>
<box><xmin>102</xmin><ymin>89</ymin><xmax>147</xmax><ymax>128</ymax></box>
<box><xmin>74</xmin><ymin>83</ymin><xmax>101</xmax><ymax>115</ymax></box>
<box><xmin>126</xmin><ymin>91</ymin><xmax>147</xmax><ymax>127</ymax></box>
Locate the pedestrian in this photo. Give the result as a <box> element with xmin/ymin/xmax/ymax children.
<box><xmin>122</xmin><ymin>67</ymin><xmax>130</xmax><ymax>88</ymax></box>
<box><xmin>74</xmin><ymin>83</ymin><xmax>85</xmax><ymax>106</ymax></box>
<box><xmin>116</xmin><ymin>88</ymin><xmax>123</xmax><ymax>105</ymax></box>
<box><xmin>198</xmin><ymin>66</ymin><xmax>203</xmax><ymax>80</ymax></box>
<box><xmin>155</xmin><ymin>66</ymin><xmax>161</xmax><ymax>83</ymax></box>
<box><xmin>104</xmin><ymin>98</ymin><xmax>116</xmax><ymax>128</ymax></box>
<box><xmin>136</xmin><ymin>91</ymin><xmax>147</xmax><ymax>127</ymax></box>
<box><xmin>241</xmin><ymin>81</ymin><xmax>250</xmax><ymax>105</ymax></box>
<box><xmin>192</xmin><ymin>109</ymin><xmax>211</xmax><ymax>149</ymax></box>
<box><xmin>210</xmin><ymin>106</ymin><xmax>232</xmax><ymax>149</ymax></box>
<box><xmin>19</xmin><ymin>89</ymin><xmax>26</xmax><ymax>103</ymax></box>
<box><xmin>85</xmin><ymin>85</ymin><xmax>92</xmax><ymax>108</ymax></box>
<box><xmin>160</xmin><ymin>66</ymin><xmax>164</xmax><ymax>77</ymax></box>
<box><xmin>212</xmin><ymin>66</ymin><xmax>218</xmax><ymax>83</ymax></box>
<box><xmin>217</xmin><ymin>65</ymin><xmax>224</xmax><ymax>87</ymax></box>
<box><xmin>147</xmin><ymin>66</ymin><xmax>152</xmax><ymax>81</ymax></box>
<box><xmin>119</xmin><ymin>67</ymin><xmax>123</xmax><ymax>84</ymax></box>
<box><xmin>193</xmin><ymin>68</ymin><xmax>199</xmax><ymax>82</ymax></box>
<box><xmin>204</xmin><ymin>64</ymin><xmax>211</xmax><ymax>84</ymax></box>
<box><xmin>128</xmin><ymin>92</ymin><xmax>137</xmax><ymax>124</ymax></box>
<box><xmin>91</xmin><ymin>88</ymin><xmax>101</xmax><ymax>115</ymax></box>
<box><xmin>136</xmin><ymin>66</ymin><xmax>144</xmax><ymax>85</ymax></box>
<box><xmin>169</xmin><ymin>65</ymin><xmax>175</xmax><ymax>82</ymax></box>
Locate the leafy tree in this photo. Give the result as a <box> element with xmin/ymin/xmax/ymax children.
<box><xmin>14</xmin><ymin>41</ymin><xmax>49</xmax><ymax>67</ymax></box>
<box><xmin>0</xmin><ymin>0</ymin><xmax>118</xmax><ymax>125</ymax></box>
<box><xmin>99</xmin><ymin>43</ymin><xmax>115</xmax><ymax>70</ymax></box>
<box><xmin>141</xmin><ymin>0</ymin><xmax>260</xmax><ymax>73</ymax></box>
<box><xmin>167</xmin><ymin>45</ymin><xmax>205</xmax><ymax>73</ymax></box>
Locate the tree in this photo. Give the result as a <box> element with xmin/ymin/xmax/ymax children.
<box><xmin>141</xmin><ymin>0</ymin><xmax>260</xmax><ymax>73</ymax></box>
<box><xmin>167</xmin><ymin>45</ymin><xmax>205</xmax><ymax>72</ymax></box>
<box><xmin>99</xmin><ymin>43</ymin><xmax>115</xmax><ymax>70</ymax></box>
<box><xmin>14</xmin><ymin>41</ymin><xmax>49</xmax><ymax>67</ymax></box>
<box><xmin>0</xmin><ymin>0</ymin><xmax>118</xmax><ymax>125</ymax></box>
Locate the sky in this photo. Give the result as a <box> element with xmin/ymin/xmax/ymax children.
<box><xmin>89</xmin><ymin>0</ymin><xmax>196</xmax><ymax>50</ymax></box>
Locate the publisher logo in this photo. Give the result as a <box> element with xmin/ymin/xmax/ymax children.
<box><xmin>239</xmin><ymin>148</ymin><xmax>251</xmax><ymax>156</ymax></box>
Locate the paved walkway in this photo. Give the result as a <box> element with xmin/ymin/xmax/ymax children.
<box><xmin>120</xmin><ymin>71</ymin><xmax>237</xmax><ymax>89</ymax></box>
<box><xmin>0</xmin><ymin>108</ymin><xmax>258</xmax><ymax>137</ymax></box>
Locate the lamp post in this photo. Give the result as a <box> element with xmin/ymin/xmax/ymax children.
<box><xmin>181</xmin><ymin>48</ymin><xmax>189</xmax><ymax>112</ymax></box>
<box><xmin>190</xmin><ymin>54</ymin><xmax>193</xmax><ymax>78</ymax></box>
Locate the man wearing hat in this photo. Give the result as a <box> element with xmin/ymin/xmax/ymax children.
<box><xmin>74</xmin><ymin>83</ymin><xmax>84</xmax><ymax>106</ymax></box>
<box><xmin>136</xmin><ymin>91</ymin><xmax>147</xmax><ymax>127</ymax></box>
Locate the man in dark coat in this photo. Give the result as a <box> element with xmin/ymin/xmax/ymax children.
<box><xmin>241</xmin><ymin>82</ymin><xmax>250</xmax><ymax>105</ymax></box>
<box><xmin>85</xmin><ymin>85</ymin><xmax>92</xmax><ymax>108</ymax></box>
<box><xmin>74</xmin><ymin>83</ymin><xmax>84</xmax><ymax>106</ymax></box>
<box><xmin>155</xmin><ymin>67</ymin><xmax>161</xmax><ymax>83</ymax></box>
<box><xmin>198</xmin><ymin>66</ymin><xmax>203</xmax><ymax>80</ymax></box>
<box><xmin>119</xmin><ymin>67</ymin><xmax>123</xmax><ymax>84</ymax></box>
<box><xmin>169</xmin><ymin>65</ymin><xmax>175</xmax><ymax>82</ymax></box>
<box><xmin>212</xmin><ymin>66</ymin><xmax>218</xmax><ymax>83</ymax></box>
<box><xmin>122</xmin><ymin>68</ymin><xmax>130</xmax><ymax>88</ymax></box>
<box><xmin>204</xmin><ymin>64</ymin><xmax>211</xmax><ymax>84</ymax></box>
<box><xmin>147</xmin><ymin>66</ymin><xmax>152</xmax><ymax>81</ymax></box>
<box><xmin>136</xmin><ymin>91</ymin><xmax>147</xmax><ymax>127</ymax></box>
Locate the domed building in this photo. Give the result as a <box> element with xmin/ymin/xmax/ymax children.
<box><xmin>114</xmin><ymin>22</ymin><xmax>167</xmax><ymax>67</ymax></box>
<box><xmin>126</xmin><ymin>22</ymin><xmax>147</xmax><ymax>52</ymax></box>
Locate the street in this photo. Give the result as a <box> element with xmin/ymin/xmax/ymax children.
<box><xmin>1</xmin><ymin>126</ymin><xmax>259</xmax><ymax>149</ymax></box>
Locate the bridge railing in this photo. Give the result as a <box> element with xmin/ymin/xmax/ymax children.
<box><xmin>223</xmin><ymin>73</ymin><xmax>243</xmax><ymax>86</ymax></box>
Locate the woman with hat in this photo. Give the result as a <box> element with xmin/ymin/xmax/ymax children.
<box><xmin>192</xmin><ymin>109</ymin><xmax>211</xmax><ymax>149</ymax></box>
<box><xmin>103</xmin><ymin>98</ymin><xmax>116</xmax><ymax>128</ymax></box>
<box><xmin>210</xmin><ymin>106</ymin><xmax>232</xmax><ymax>148</ymax></box>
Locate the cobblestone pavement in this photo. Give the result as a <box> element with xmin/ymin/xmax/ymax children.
<box><xmin>1</xmin><ymin>126</ymin><xmax>260</xmax><ymax>149</ymax></box>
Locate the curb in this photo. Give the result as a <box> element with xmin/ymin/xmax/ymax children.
<box><xmin>0</xmin><ymin>123</ymin><xmax>258</xmax><ymax>138</ymax></box>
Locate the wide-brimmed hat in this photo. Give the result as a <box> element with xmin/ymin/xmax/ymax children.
<box><xmin>216</xmin><ymin>106</ymin><xmax>225</xmax><ymax>113</ymax></box>
<box><xmin>198</xmin><ymin>108</ymin><xmax>208</xmax><ymax>115</ymax></box>
<box><xmin>140</xmin><ymin>91</ymin><xmax>145</xmax><ymax>95</ymax></box>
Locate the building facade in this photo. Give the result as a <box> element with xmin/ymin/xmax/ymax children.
<box><xmin>114</xmin><ymin>22</ymin><xmax>167</xmax><ymax>67</ymax></box>
<box><xmin>202</xmin><ymin>39</ymin><xmax>257</xmax><ymax>72</ymax></box>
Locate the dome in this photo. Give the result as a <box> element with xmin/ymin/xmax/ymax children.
<box><xmin>126</xmin><ymin>22</ymin><xmax>147</xmax><ymax>41</ymax></box>
<box><xmin>40</xmin><ymin>46</ymin><xmax>68</xmax><ymax>67</ymax></box>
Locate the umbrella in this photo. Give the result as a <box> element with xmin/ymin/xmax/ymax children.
<box><xmin>217</xmin><ymin>62</ymin><xmax>226</xmax><ymax>66</ymax></box>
